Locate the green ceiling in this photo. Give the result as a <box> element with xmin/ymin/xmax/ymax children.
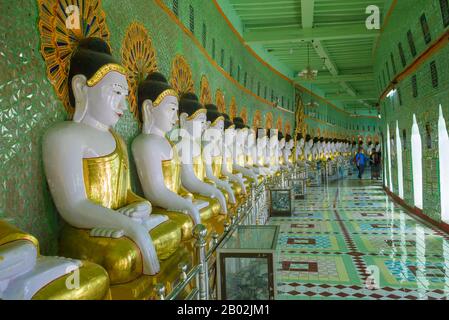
<box><xmin>221</xmin><ymin>0</ymin><xmax>393</xmax><ymax>115</ymax></box>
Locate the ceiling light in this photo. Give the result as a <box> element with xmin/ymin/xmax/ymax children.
<box><xmin>298</xmin><ymin>42</ymin><xmax>318</xmax><ymax>80</ymax></box>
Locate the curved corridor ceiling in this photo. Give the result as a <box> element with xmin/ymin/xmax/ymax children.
<box><xmin>220</xmin><ymin>0</ymin><xmax>392</xmax><ymax>116</ymax></box>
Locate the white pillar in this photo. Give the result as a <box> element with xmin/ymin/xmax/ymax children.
<box><xmin>411</xmin><ymin>114</ymin><xmax>423</xmax><ymax>209</ymax></box>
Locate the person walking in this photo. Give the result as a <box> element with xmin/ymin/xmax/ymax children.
<box><xmin>355</xmin><ymin>148</ymin><xmax>368</xmax><ymax>179</ymax></box>
<box><xmin>370</xmin><ymin>148</ymin><xmax>381</xmax><ymax>180</ymax></box>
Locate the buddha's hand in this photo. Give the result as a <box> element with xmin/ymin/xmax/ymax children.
<box><xmin>118</xmin><ymin>201</ymin><xmax>152</xmax><ymax>219</ymax></box>
<box><xmin>187</xmin><ymin>205</ymin><xmax>201</xmax><ymax>225</ymax></box>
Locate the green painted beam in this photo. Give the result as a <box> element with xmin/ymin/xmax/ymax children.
<box><xmin>244</xmin><ymin>25</ymin><xmax>380</xmax><ymax>44</ymax></box>
<box><xmin>301</xmin><ymin>0</ymin><xmax>315</xmax><ymax>28</ymax></box>
<box><xmin>295</xmin><ymin>73</ymin><xmax>374</xmax><ymax>83</ymax></box>
<box><xmin>325</xmin><ymin>94</ymin><xmax>377</xmax><ymax>101</ymax></box>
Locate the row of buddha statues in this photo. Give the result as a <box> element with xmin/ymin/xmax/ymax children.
<box><xmin>1</xmin><ymin>37</ymin><xmax>366</xmax><ymax>300</ymax></box>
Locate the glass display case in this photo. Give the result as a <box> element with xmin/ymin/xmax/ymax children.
<box><xmin>287</xmin><ymin>178</ymin><xmax>306</xmax><ymax>200</ymax></box>
<box><xmin>216</xmin><ymin>225</ymin><xmax>279</xmax><ymax>300</ymax></box>
<box><xmin>269</xmin><ymin>188</ymin><xmax>292</xmax><ymax>217</ymax></box>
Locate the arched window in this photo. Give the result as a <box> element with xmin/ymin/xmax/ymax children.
<box><xmin>411</xmin><ymin>114</ymin><xmax>423</xmax><ymax>209</ymax></box>
<box><xmin>212</xmin><ymin>38</ymin><xmax>216</xmax><ymax>59</ymax></box>
<box><xmin>220</xmin><ymin>49</ymin><xmax>225</xmax><ymax>68</ymax></box>
<box><xmin>189</xmin><ymin>5</ymin><xmax>195</xmax><ymax>34</ymax></box>
<box><xmin>387</xmin><ymin>124</ymin><xmax>393</xmax><ymax>191</ymax></box>
<box><xmin>438</xmin><ymin>105</ymin><xmax>449</xmax><ymax>223</ymax></box>
<box><xmin>173</xmin><ymin>0</ymin><xmax>179</xmax><ymax>16</ymax></box>
<box><xmin>202</xmin><ymin>23</ymin><xmax>207</xmax><ymax>48</ymax></box>
<box><xmin>396</xmin><ymin>121</ymin><xmax>404</xmax><ymax>199</ymax></box>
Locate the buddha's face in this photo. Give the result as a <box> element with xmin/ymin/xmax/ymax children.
<box><xmin>247</xmin><ymin>130</ymin><xmax>256</xmax><ymax>148</ymax></box>
<box><xmin>307</xmin><ymin>140</ymin><xmax>313</xmax><ymax>148</ymax></box>
<box><xmin>181</xmin><ymin>111</ymin><xmax>207</xmax><ymax>137</ymax></box>
<box><xmin>151</xmin><ymin>95</ymin><xmax>179</xmax><ymax>133</ymax></box>
<box><xmin>203</xmin><ymin>119</ymin><xmax>223</xmax><ymax>147</ymax></box>
<box><xmin>279</xmin><ymin>139</ymin><xmax>285</xmax><ymax>149</ymax></box>
<box><xmin>80</xmin><ymin>71</ymin><xmax>129</xmax><ymax>127</ymax></box>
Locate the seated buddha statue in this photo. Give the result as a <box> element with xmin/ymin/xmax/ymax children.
<box><xmin>312</xmin><ymin>137</ymin><xmax>320</xmax><ymax>161</ymax></box>
<box><xmin>243</xmin><ymin>127</ymin><xmax>266</xmax><ymax>181</ymax></box>
<box><xmin>278</xmin><ymin>132</ymin><xmax>288</xmax><ymax>170</ymax></box>
<box><xmin>295</xmin><ymin>133</ymin><xmax>305</xmax><ymax>163</ymax></box>
<box><xmin>220</xmin><ymin>114</ymin><xmax>247</xmax><ymax>195</ymax></box>
<box><xmin>176</xmin><ymin>92</ymin><xmax>227</xmax><ymax>215</ymax></box>
<box><xmin>256</xmin><ymin>128</ymin><xmax>271</xmax><ymax>175</ymax></box>
<box><xmin>304</xmin><ymin>135</ymin><xmax>314</xmax><ymax>162</ymax></box>
<box><xmin>202</xmin><ymin>104</ymin><xmax>237</xmax><ymax>206</ymax></box>
<box><xmin>232</xmin><ymin>117</ymin><xmax>258</xmax><ymax>183</ymax></box>
<box><xmin>132</xmin><ymin>73</ymin><xmax>226</xmax><ymax>241</ymax></box>
<box><xmin>267</xmin><ymin>129</ymin><xmax>280</xmax><ymax>174</ymax></box>
<box><xmin>284</xmin><ymin>134</ymin><xmax>294</xmax><ymax>168</ymax></box>
<box><xmin>42</xmin><ymin>38</ymin><xmax>179</xmax><ymax>281</ymax></box>
<box><xmin>0</xmin><ymin>219</ymin><xmax>110</xmax><ymax>300</ymax></box>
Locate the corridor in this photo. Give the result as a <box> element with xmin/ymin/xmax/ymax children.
<box><xmin>272</xmin><ymin>175</ymin><xmax>449</xmax><ymax>300</ymax></box>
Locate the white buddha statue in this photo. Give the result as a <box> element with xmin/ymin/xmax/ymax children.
<box><xmin>175</xmin><ymin>93</ymin><xmax>227</xmax><ymax>216</ymax></box>
<box><xmin>267</xmin><ymin>129</ymin><xmax>280</xmax><ymax>174</ymax></box>
<box><xmin>283</xmin><ymin>134</ymin><xmax>294</xmax><ymax>167</ymax></box>
<box><xmin>232</xmin><ymin>117</ymin><xmax>258</xmax><ymax>182</ymax></box>
<box><xmin>278</xmin><ymin>133</ymin><xmax>288</xmax><ymax>170</ymax></box>
<box><xmin>202</xmin><ymin>105</ymin><xmax>237</xmax><ymax>206</ymax></box>
<box><xmin>254</xmin><ymin>128</ymin><xmax>270</xmax><ymax>176</ymax></box>
<box><xmin>43</xmin><ymin>38</ymin><xmax>170</xmax><ymax>278</ymax></box>
<box><xmin>221</xmin><ymin>114</ymin><xmax>247</xmax><ymax>195</ymax></box>
<box><xmin>0</xmin><ymin>219</ymin><xmax>109</xmax><ymax>300</ymax></box>
<box><xmin>295</xmin><ymin>133</ymin><xmax>305</xmax><ymax>163</ymax></box>
<box><xmin>132</xmin><ymin>73</ymin><xmax>224</xmax><ymax>241</ymax></box>
<box><xmin>312</xmin><ymin>137</ymin><xmax>320</xmax><ymax>161</ymax></box>
<box><xmin>304</xmin><ymin>135</ymin><xmax>314</xmax><ymax>162</ymax></box>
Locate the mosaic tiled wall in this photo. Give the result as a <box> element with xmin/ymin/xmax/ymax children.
<box><xmin>298</xmin><ymin>88</ymin><xmax>380</xmax><ymax>141</ymax></box>
<box><xmin>0</xmin><ymin>0</ymin><xmax>378</xmax><ymax>253</ymax></box>
<box><xmin>375</xmin><ymin>0</ymin><xmax>449</xmax><ymax>223</ymax></box>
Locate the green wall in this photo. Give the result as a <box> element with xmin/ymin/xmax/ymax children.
<box><xmin>375</xmin><ymin>0</ymin><xmax>449</xmax><ymax>222</ymax></box>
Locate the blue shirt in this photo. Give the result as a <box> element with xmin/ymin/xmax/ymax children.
<box><xmin>355</xmin><ymin>153</ymin><xmax>367</xmax><ymax>166</ymax></box>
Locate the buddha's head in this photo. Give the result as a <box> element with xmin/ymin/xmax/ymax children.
<box><xmin>203</xmin><ymin>104</ymin><xmax>224</xmax><ymax>148</ymax></box>
<box><xmin>233</xmin><ymin>117</ymin><xmax>248</xmax><ymax>147</ymax></box>
<box><xmin>306</xmin><ymin>134</ymin><xmax>313</xmax><ymax>148</ymax></box>
<box><xmin>278</xmin><ymin>132</ymin><xmax>285</xmax><ymax>149</ymax></box>
<box><xmin>138</xmin><ymin>72</ymin><xmax>179</xmax><ymax>134</ymax></box>
<box><xmin>223</xmin><ymin>114</ymin><xmax>235</xmax><ymax>144</ymax></box>
<box><xmin>268</xmin><ymin>129</ymin><xmax>278</xmax><ymax>149</ymax></box>
<box><xmin>179</xmin><ymin>92</ymin><xmax>207</xmax><ymax>138</ymax></box>
<box><xmin>247</xmin><ymin>128</ymin><xmax>256</xmax><ymax>149</ymax></box>
<box><xmin>68</xmin><ymin>38</ymin><xmax>128</xmax><ymax>127</ymax></box>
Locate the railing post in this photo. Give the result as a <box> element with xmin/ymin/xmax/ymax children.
<box><xmin>154</xmin><ymin>283</ymin><xmax>166</xmax><ymax>300</ymax></box>
<box><xmin>193</xmin><ymin>224</ymin><xmax>209</xmax><ymax>300</ymax></box>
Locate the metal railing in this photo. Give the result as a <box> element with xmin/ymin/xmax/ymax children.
<box><xmin>154</xmin><ymin>179</ymin><xmax>267</xmax><ymax>300</ymax></box>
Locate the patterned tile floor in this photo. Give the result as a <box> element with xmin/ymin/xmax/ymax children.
<box><xmin>269</xmin><ymin>172</ymin><xmax>449</xmax><ymax>300</ymax></box>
